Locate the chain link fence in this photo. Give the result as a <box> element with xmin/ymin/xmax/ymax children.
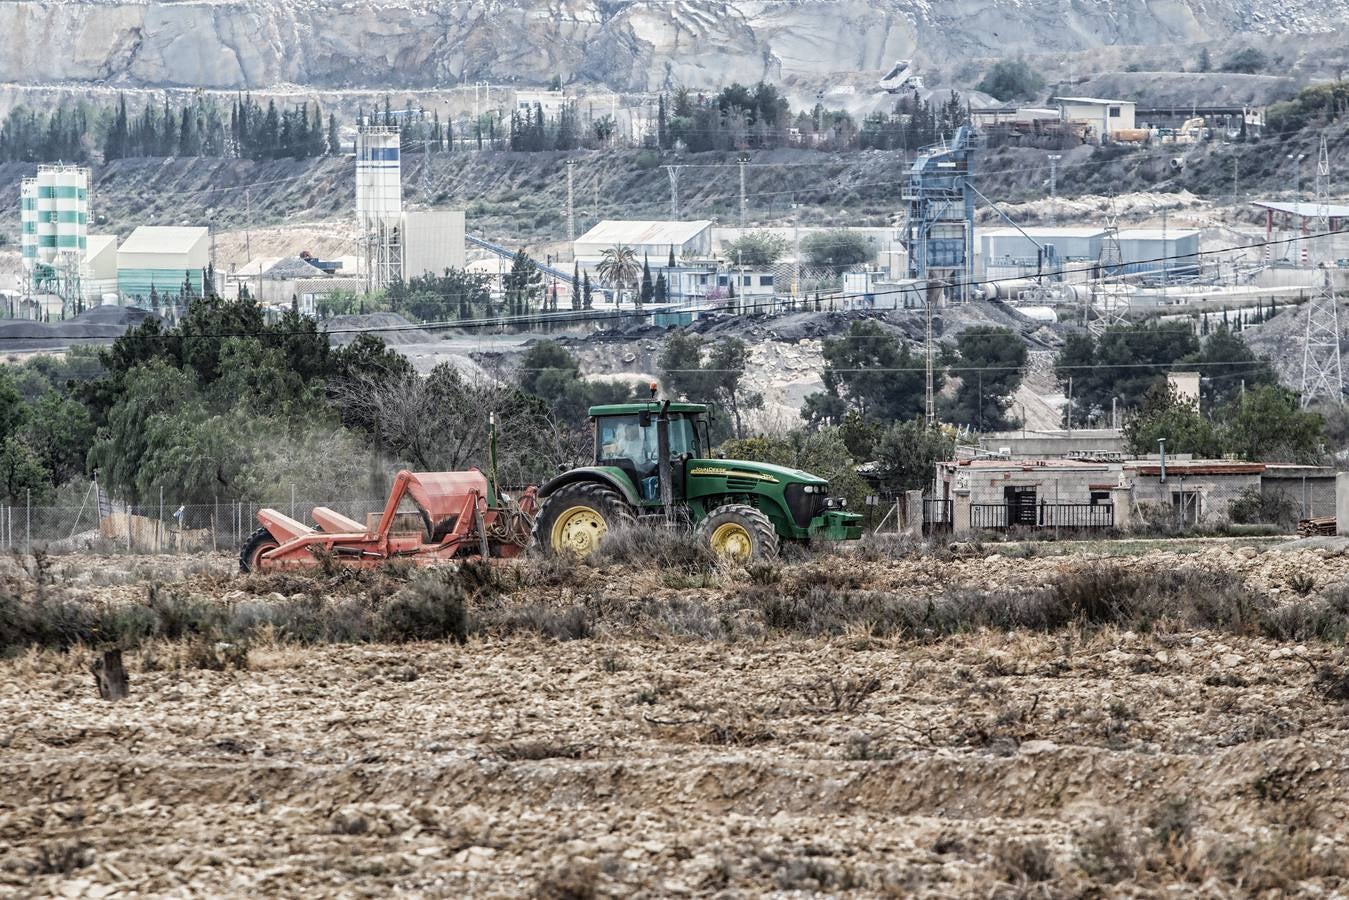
<box><xmin>8</xmin><ymin>495</ymin><xmax>390</xmax><ymax>555</ymax></box>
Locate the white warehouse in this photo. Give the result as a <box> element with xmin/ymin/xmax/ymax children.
<box><xmin>574</xmin><ymin>220</ymin><xmax>713</xmax><ymax>267</ymax></box>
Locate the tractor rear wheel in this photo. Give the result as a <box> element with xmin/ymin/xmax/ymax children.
<box><xmin>533</xmin><ymin>482</ymin><xmax>636</xmax><ymax>558</ymax></box>
<box><xmin>698</xmin><ymin>504</ymin><xmax>779</xmax><ymax>563</ymax></box>
<box><xmin>240</xmin><ymin>527</ymin><xmax>279</xmax><ymax>573</ymax></box>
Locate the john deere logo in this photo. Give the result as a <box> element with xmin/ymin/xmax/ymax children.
<box><xmin>690</xmin><ymin>467</ymin><xmax>779</xmax><ymax>484</ymax></box>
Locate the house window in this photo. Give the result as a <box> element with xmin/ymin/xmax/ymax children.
<box><xmin>1108</xmin><ymin>106</ymin><xmax>1122</xmax><ymax>117</ymax></box>
<box><xmin>759</xmin><ymin>275</ymin><xmax>774</xmax><ymax>286</ymax></box>
<box><xmin>742</xmin><ymin>275</ymin><xmax>751</xmax><ymax>286</ymax></box>
<box><xmin>1089</xmin><ymin>491</ymin><xmax>1110</xmax><ymax>505</ymax></box>
<box><xmin>717</xmin><ymin>275</ymin><xmax>728</xmax><ymax>286</ymax></box>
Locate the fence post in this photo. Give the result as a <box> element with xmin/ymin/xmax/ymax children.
<box><xmin>25</xmin><ymin>489</ymin><xmax>30</xmax><ymax>554</ymax></box>
<box><xmin>158</xmin><ymin>486</ymin><xmax>164</xmax><ymax>554</ymax></box>
<box><xmin>290</xmin><ymin>484</ymin><xmax>295</xmax><ymax>521</ymax></box>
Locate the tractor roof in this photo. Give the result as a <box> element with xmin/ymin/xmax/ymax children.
<box><xmin>589</xmin><ymin>401</ymin><xmax>709</xmax><ymax>417</ymax></box>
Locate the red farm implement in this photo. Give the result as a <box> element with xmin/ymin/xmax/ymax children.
<box><xmin>240</xmin><ymin>469</ymin><xmax>537</xmax><ymax>572</ymax></box>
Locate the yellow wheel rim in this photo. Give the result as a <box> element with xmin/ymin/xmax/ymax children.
<box><xmin>550</xmin><ymin>505</ymin><xmax>608</xmax><ymax>556</ymax></box>
<box><xmin>710</xmin><ymin>522</ymin><xmax>754</xmax><ymax>562</ymax></box>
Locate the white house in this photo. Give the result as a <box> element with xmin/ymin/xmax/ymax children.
<box><xmin>1053</xmin><ymin>96</ymin><xmax>1137</xmax><ymax>140</ymax></box>
<box><xmin>574</xmin><ymin>220</ymin><xmax>713</xmax><ymax>268</ymax></box>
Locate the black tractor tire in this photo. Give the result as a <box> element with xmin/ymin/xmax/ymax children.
<box><xmin>697</xmin><ymin>503</ymin><xmax>780</xmax><ymax>562</ymax></box>
<box><xmin>532</xmin><ymin>482</ymin><xmax>636</xmax><ymax>558</ymax></box>
<box><xmin>240</xmin><ymin>527</ymin><xmax>280</xmax><ymax>573</ymax></box>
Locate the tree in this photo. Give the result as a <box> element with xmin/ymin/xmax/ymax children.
<box><xmin>1122</xmin><ymin>382</ymin><xmax>1222</xmax><ymax>458</ymax></box>
<box><xmin>0</xmin><ymin>436</ymin><xmax>52</xmax><ymax>504</ymax></box>
<box><xmin>582</xmin><ymin>272</ymin><xmax>593</xmax><ymax>309</ymax></box>
<box><xmin>724</xmin><ymin>231</ymin><xmax>788</xmax><ymax>268</ymax></box>
<box><xmin>1221</xmin><ymin>385</ymin><xmax>1325</xmax><ymax>463</ymax></box>
<box><xmin>654</xmin><ymin>271</ymin><xmax>668</xmax><ymax>303</ymax></box>
<box><xmin>804</xmin><ymin>320</ymin><xmax>929</xmax><ymax>426</ymax></box>
<box><xmin>975</xmin><ymin>60</ymin><xmax>1046</xmax><ymax>101</ymax></box>
<box><xmin>721</xmin><ymin>428</ymin><xmax>869</xmax><ymax>511</ymax></box>
<box><xmin>1178</xmin><ymin>324</ymin><xmax>1276</xmax><ymax>412</ymax></box>
<box><xmin>639</xmin><ymin>255</ymin><xmax>654</xmax><ymax>307</ymax></box>
<box><xmin>1221</xmin><ymin>48</ymin><xmax>1267</xmax><ymax>74</ymax></box>
<box><xmin>595</xmin><ymin>245</ymin><xmax>640</xmax><ymax>305</ymax></box>
<box><xmin>1198</xmin><ymin>48</ymin><xmax>1212</xmax><ymax>73</ymax></box>
<box><xmin>1055</xmin><ymin>322</ymin><xmax>1199</xmax><ymax>426</ymax></box>
<box><xmin>657</xmin><ymin>333</ymin><xmax>762</xmax><ymax>439</ymax></box>
<box><xmin>571</xmin><ymin>263</ymin><xmax>581</xmax><ymax>311</ymax></box>
<box><xmin>873</xmin><ymin>419</ymin><xmax>955</xmax><ymax>493</ymax></box>
<box><xmin>502</xmin><ymin>250</ymin><xmax>543</xmax><ymax>316</ymax></box>
<box><xmin>945</xmin><ymin>327</ymin><xmax>1027</xmax><ymax>431</ymax></box>
<box><xmin>800</xmin><ymin>229</ymin><xmax>875</xmax><ymax>268</ymax></box>
<box><xmin>516</xmin><ymin>340</ymin><xmax>642</xmax><ymax>433</ymax></box>
<box><xmin>327</xmin><ymin>113</ymin><xmax>341</xmax><ymax>155</ymax></box>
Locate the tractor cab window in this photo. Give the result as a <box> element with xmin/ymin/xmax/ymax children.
<box><xmin>596</xmin><ymin>413</ymin><xmax>703</xmax><ymax>471</ymax></box>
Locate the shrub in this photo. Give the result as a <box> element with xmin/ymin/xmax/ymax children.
<box><xmin>1228</xmin><ymin>486</ymin><xmax>1298</xmax><ymax>529</ymax></box>
<box><xmin>378</xmin><ymin>570</ymin><xmax>468</xmax><ymax>643</ymax></box>
<box><xmin>975</xmin><ymin>60</ymin><xmax>1046</xmax><ymax>101</ymax></box>
<box><xmin>594</xmin><ymin>525</ymin><xmax>716</xmax><ymax>572</ymax></box>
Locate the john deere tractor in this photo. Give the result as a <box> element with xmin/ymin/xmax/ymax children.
<box><xmin>533</xmin><ymin>394</ymin><xmax>863</xmax><ymax>560</ymax></box>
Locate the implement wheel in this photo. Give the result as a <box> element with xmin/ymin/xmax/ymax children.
<box><xmin>533</xmin><ymin>482</ymin><xmax>635</xmax><ymax>559</ymax></box>
<box><xmin>698</xmin><ymin>504</ymin><xmax>779</xmax><ymax>563</ymax></box>
<box><xmin>240</xmin><ymin>527</ymin><xmax>279</xmax><ymax>573</ymax></box>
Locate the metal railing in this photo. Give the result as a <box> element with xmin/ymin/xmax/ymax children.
<box><xmin>970</xmin><ymin>501</ymin><xmax>1115</xmax><ymax>531</ymax></box>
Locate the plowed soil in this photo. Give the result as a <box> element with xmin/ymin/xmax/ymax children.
<box><xmin>2</xmin><ymin>543</ymin><xmax>1348</xmax><ymax>897</ymax></box>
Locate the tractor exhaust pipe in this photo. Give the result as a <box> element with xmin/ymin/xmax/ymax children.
<box><xmin>657</xmin><ymin>399</ymin><xmax>673</xmax><ymax>527</ymax></box>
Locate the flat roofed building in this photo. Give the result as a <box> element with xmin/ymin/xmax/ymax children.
<box><xmin>574</xmin><ymin>220</ymin><xmax>713</xmax><ymax>266</ymax></box>
<box><xmin>116</xmin><ymin>226</ymin><xmax>209</xmax><ymax>302</ymax></box>
<box><xmin>1052</xmin><ymin>96</ymin><xmax>1137</xmax><ymax>135</ymax></box>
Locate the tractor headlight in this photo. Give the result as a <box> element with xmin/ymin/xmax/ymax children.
<box><xmin>837</xmin><ymin>498</ymin><xmax>847</xmax><ymax>508</ymax></box>
<box><xmin>825</xmin><ymin>497</ymin><xmax>837</xmax><ymax>508</ymax></box>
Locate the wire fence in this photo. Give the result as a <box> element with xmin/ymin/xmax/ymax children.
<box><xmin>7</xmin><ymin>496</ymin><xmax>391</xmax><ymax>555</ymax></box>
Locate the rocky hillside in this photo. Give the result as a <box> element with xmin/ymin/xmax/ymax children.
<box><xmin>3</xmin><ymin>0</ymin><xmax>1347</xmax><ymax>95</ymax></box>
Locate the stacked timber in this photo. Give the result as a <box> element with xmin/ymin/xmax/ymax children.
<box><xmin>1298</xmin><ymin>516</ymin><xmax>1336</xmax><ymax>537</ymax></box>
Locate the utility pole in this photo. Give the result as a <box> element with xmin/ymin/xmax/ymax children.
<box><xmin>1232</xmin><ymin>157</ymin><xmax>1239</xmax><ymax>208</ymax></box>
<box><xmin>565</xmin><ymin>159</ymin><xmax>576</xmax><ymax>257</ymax></box>
<box><xmin>244</xmin><ymin>189</ymin><xmax>251</xmax><ymax>264</ymax></box>
<box><xmin>738</xmin><ymin>155</ymin><xmax>749</xmax><ymax>228</ymax></box>
<box><xmin>1047</xmin><ymin>154</ymin><xmax>1061</xmax><ymax>226</ymax></box>
<box><xmin>925</xmin><ymin>278</ymin><xmax>941</xmax><ymax>427</ymax></box>
<box><xmin>791</xmin><ymin>202</ymin><xmax>801</xmax><ymax>301</ymax></box>
<box><xmin>665</xmin><ymin>164</ymin><xmax>682</xmax><ymax>218</ymax></box>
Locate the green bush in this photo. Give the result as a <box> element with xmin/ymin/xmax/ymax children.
<box><xmin>378</xmin><ymin>571</ymin><xmax>468</xmax><ymax>643</ymax></box>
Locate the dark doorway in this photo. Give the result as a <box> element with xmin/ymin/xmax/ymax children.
<box><xmin>1004</xmin><ymin>486</ymin><xmax>1038</xmax><ymax>526</ymax></box>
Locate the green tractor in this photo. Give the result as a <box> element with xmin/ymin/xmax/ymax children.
<box><xmin>533</xmin><ymin>393</ymin><xmax>863</xmax><ymax>560</ymax></box>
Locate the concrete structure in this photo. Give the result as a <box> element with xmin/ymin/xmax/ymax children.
<box><xmin>401</xmin><ymin>209</ymin><xmax>466</xmax><ymax>279</ymax></box>
<box><xmin>116</xmin><ymin>226</ymin><xmax>209</xmax><ymax>302</ymax></box>
<box><xmin>1264</xmin><ymin>465</ymin><xmax>1338</xmax><ymax>520</ymax></box>
<box><xmin>356</xmin><ymin>125</ymin><xmax>402</xmax><ymax>291</ymax></box>
<box><xmin>1053</xmin><ymin>96</ymin><xmax>1137</xmax><ymax>138</ymax></box>
<box><xmin>1167</xmin><ymin>371</ymin><xmax>1200</xmax><ymax>404</ymax></box>
<box><xmin>513</xmin><ymin>89</ymin><xmax>571</xmax><ymax>119</ymax></box>
<box><xmin>574</xmin><ymin>220</ymin><xmax>712</xmax><ymax>267</ymax></box>
<box><xmin>1337</xmin><ymin>473</ymin><xmax>1349</xmax><ymax>537</ymax></box>
<box><xmin>82</xmin><ymin>234</ymin><xmax>118</xmax><ymax>300</ymax></box>
<box><xmin>936</xmin><ymin>456</ymin><xmax>1327</xmax><ymax>530</ymax></box>
<box><xmin>978</xmin><ymin>226</ymin><xmax>1200</xmax><ymax>280</ymax></box>
<box><xmin>976</xmin><ymin>429</ymin><xmax>1125</xmax><ymax>458</ymax></box>
<box><xmin>1251</xmin><ymin>200</ymin><xmax>1349</xmax><ymax>265</ymax></box>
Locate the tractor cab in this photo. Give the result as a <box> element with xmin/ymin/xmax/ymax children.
<box><xmin>590</xmin><ymin>400</ymin><xmax>709</xmax><ymax>504</ymax></box>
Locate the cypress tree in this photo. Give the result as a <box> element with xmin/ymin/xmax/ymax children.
<box><xmin>572</xmin><ymin>262</ymin><xmax>581</xmax><ymax>310</ymax></box>
<box><xmin>582</xmin><ymin>272</ymin><xmax>593</xmax><ymax>309</ymax></box>
<box><xmin>640</xmin><ymin>254</ymin><xmax>653</xmax><ymax>306</ymax></box>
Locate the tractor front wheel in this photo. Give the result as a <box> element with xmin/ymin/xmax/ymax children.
<box><xmin>240</xmin><ymin>527</ymin><xmax>279</xmax><ymax>573</ymax></box>
<box><xmin>534</xmin><ymin>482</ymin><xmax>635</xmax><ymax>558</ymax></box>
<box><xmin>698</xmin><ymin>504</ymin><xmax>779</xmax><ymax>563</ymax></box>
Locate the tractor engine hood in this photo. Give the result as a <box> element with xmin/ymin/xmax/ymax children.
<box><xmin>686</xmin><ymin>459</ymin><xmax>826</xmax><ymax>486</ymax></box>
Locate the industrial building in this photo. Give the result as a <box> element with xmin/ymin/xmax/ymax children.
<box><xmin>978</xmin><ymin>226</ymin><xmax>1200</xmax><ymax>280</ymax></box>
<box><xmin>401</xmin><ymin>209</ymin><xmax>466</xmax><ymax>279</ymax></box>
<box><xmin>116</xmin><ymin>226</ymin><xmax>210</xmax><ymax>302</ymax></box>
<box><xmin>573</xmin><ymin>220</ymin><xmax>713</xmax><ymax>267</ymax></box>
<box><xmin>82</xmin><ymin>235</ymin><xmax>118</xmax><ymax>300</ymax></box>
<box><xmin>20</xmin><ymin>165</ymin><xmax>90</xmax><ymax>311</ymax></box>
<box><xmin>1051</xmin><ymin>97</ymin><xmax>1137</xmax><ymax>138</ymax></box>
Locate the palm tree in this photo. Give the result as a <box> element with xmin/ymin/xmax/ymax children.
<box><xmin>595</xmin><ymin>244</ymin><xmax>640</xmax><ymax>306</ymax></box>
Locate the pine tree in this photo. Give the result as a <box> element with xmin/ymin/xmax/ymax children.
<box><xmin>640</xmin><ymin>254</ymin><xmax>653</xmax><ymax>307</ymax></box>
<box><xmin>327</xmin><ymin>113</ymin><xmax>340</xmax><ymax>155</ymax></box>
